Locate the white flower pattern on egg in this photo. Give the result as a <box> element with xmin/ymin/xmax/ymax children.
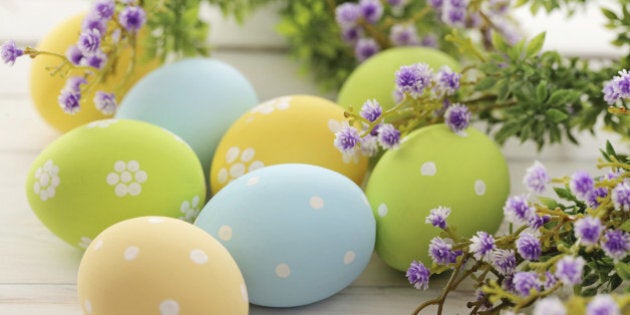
<box><xmin>179</xmin><ymin>196</ymin><xmax>202</xmax><ymax>222</ymax></box>
<box><xmin>106</xmin><ymin>160</ymin><xmax>147</xmax><ymax>197</ymax></box>
<box><xmin>328</xmin><ymin>119</ymin><xmax>359</xmax><ymax>164</ymax></box>
<box><xmin>217</xmin><ymin>146</ymin><xmax>264</xmax><ymax>185</ymax></box>
<box><xmin>33</xmin><ymin>159</ymin><xmax>61</xmax><ymax>201</ymax></box>
<box><xmin>250</xmin><ymin>96</ymin><xmax>292</xmax><ymax>115</ymax></box>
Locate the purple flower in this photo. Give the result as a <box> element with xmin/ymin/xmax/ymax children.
<box><xmin>82</xmin><ymin>14</ymin><xmax>108</xmax><ymax>34</ymax></box>
<box><xmin>574</xmin><ymin>216</ymin><xmax>603</xmax><ymax>246</ymax></box>
<box><xmin>355</xmin><ymin>38</ymin><xmax>380</xmax><ymax>62</ymax></box>
<box><xmin>77</xmin><ymin>29</ymin><xmax>102</xmax><ymax>55</ymax></box>
<box><xmin>512</xmin><ymin>271</ymin><xmax>540</xmax><ymax>296</ymax></box>
<box><xmin>359</xmin><ymin>0</ymin><xmax>383</xmax><ymax>24</ymax></box>
<box><xmin>406</xmin><ymin>260</ymin><xmax>430</xmax><ymax>290</ymax></box>
<box><xmin>570</xmin><ymin>171</ymin><xmax>595</xmax><ymax>200</ymax></box>
<box><xmin>603</xmin><ymin>80</ymin><xmax>620</xmax><ymax>105</ymax></box>
<box><xmin>528</xmin><ymin>214</ymin><xmax>550</xmax><ymax>230</ymax></box>
<box><xmin>523</xmin><ymin>161</ymin><xmax>550</xmax><ymax>194</ymax></box>
<box><xmin>503</xmin><ymin>195</ymin><xmax>535</xmax><ymax>225</ymax></box>
<box><xmin>341</xmin><ymin>26</ymin><xmax>363</xmax><ymax>44</ymax></box>
<box><xmin>614</xmin><ymin>69</ymin><xmax>630</xmax><ymax>98</ymax></box>
<box><xmin>469</xmin><ymin>231</ymin><xmax>495</xmax><ymax>262</ymax></box>
<box><xmin>428</xmin><ymin>0</ymin><xmax>444</xmax><ymax>9</ymax></box>
<box><xmin>516</xmin><ymin>233</ymin><xmax>541</xmax><ymax>261</ymax></box>
<box><xmin>421</xmin><ymin>34</ymin><xmax>439</xmax><ymax>48</ymax></box>
<box><xmin>395</xmin><ymin>63</ymin><xmax>434</xmax><ymax>97</ymax></box>
<box><xmin>94</xmin><ymin>91</ymin><xmax>117</xmax><ymax>115</ymax></box>
<box><xmin>612</xmin><ymin>181</ymin><xmax>630</xmax><ymax>211</ymax></box>
<box><xmin>449</xmin><ymin>0</ymin><xmax>469</xmax><ymax>7</ymax></box>
<box><xmin>377</xmin><ymin>123</ymin><xmax>401</xmax><ymax>149</ymax></box>
<box><xmin>554</xmin><ymin>256</ymin><xmax>585</xmax><ymax>286</ymax></box>
<box><xmin>1</xmin><ymin>40</ymin><xmax>23</xmax><ymax>66</ymax></box>
<box><xmin>119</xmin><ymin>6</ymin><xmax>146</xmax><ymax>32</ymax></box>
<box><xmin>543</xmin><ymin>271</ymin><xmax>557</xmax><ymax>290</ymax></box>
<box><xmin>58</xmin><ymin>89</ymin><xmax>81</xmax><ymax>114</ymax></box>
<box><xmin>92</xmin><ymin>0</ymin><xmax>115</xmax><ymax>19</ymax></box>
<box><xmin>359</xmin><ymin>135</ymin><xmax>378</xmax><ymax>157</ymax></box>
<box><xmin>587</xmin><ymin>187</ymin><xmax>608</xmax><ymax>209</ymax></box>
<box><xmin>64</xmin><ymin>76</ymin><xmax>87</xmax><ymax>92</ymax></box>
<box><xmin>441</xmin><ymin>2</ymin><xmax>467</xmax><ymax>28</ymax></box>
<box><xmin>533</xmin><ymin>297</ymin><xmax>566</xmax><ymax>315</ymax></box>
<box><xmin>66</xmin><ymin>45</ymin><xmax>84</xmax><ymax>65</ymax></box>
<box><xmin>360</xmin><ymin>99</ymin><xmax>382</xmax><ymax>122</ymax></box>
<box><xmin>389</xmin><ymin>24</ymin><xmax>420</xmax><ymax>46</ymax></box>
<box><xmin>474</xmin><ymin>290</ymin><xmax>493</xmax><ymax>311</ymax></box>
<box><xmin>83</xmin><ymin>50</ymin><xmax>107</xmax><ymax>69</ymax></box>
<box><xmin>429</xmin><ymin>237</ymin><xmax>457</xmax><ymax>265</ymax></box>
<box><xmin>586</xmin><ymin>294</ymin><xmax>621</xmax><ymax>315</ymax></box>
<box><xmin>435</xmin><ymin>66</ymin><xmax>461</xmax><ymax>96</ymax></box>
<box><xmin>334</xmin><ymin>125</ymin><xmax>361</xmax><ymax>154</ymax></box>
<box><xmin>335</xmin><ymin>3</ymin><xmax>361</xmax><ymax>27</ymax></box>
<box><xmin>444</xmin><ymin>103</ymin><xmax>470</xmax><ymax>134</ymax></box>
<box><xmin>492</xmin><ymin>249</ymin><xmax>516</xmax><ymax>275</ymax></box>
<box><xmin>425</xmin><ymin>206</ymin><xmax>450</xmax><ymax>229</ymax></box>
<box><xmin>601</xmin><ymin>229</ymin><xmax>630</xmax><ymax>261</ymax></box>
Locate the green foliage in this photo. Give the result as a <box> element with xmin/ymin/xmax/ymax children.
<box><xmin>515</xmin><ymin>0</ymin><xmax>590</xmax><ymax>15</ymax></box>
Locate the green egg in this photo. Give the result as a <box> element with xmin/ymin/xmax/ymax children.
<box><xmin>365</xmin><ymin>124</ymin><xmax>509</xmax><ymax>271</ymax></box>
<box><xmin>337</xmin><ymin>47</ymin><xmax>460</xmax><ymax>111</ymax></box>
<box><xmin>25</xmin><ymin>119</ymin><xmax>206</xmax><ymax>249</ymax></box>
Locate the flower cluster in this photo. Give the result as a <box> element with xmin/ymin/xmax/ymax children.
<box><xmin>2</xmin><ymin>0</ymin><xmax>148</xmax><ymax>116</ymax></box>
<box><xmin>406</xmin><ymin>142</ymin><xmax>630</xmax><ymax>314</ymax></box>
<box><xmin>603</xmin><ymin>69</ymin><xmax>630</xmax><ymax>106</ymax></box>
<box><xmin>333</xmin><ymin>62</ymin><xmax>468</xmax><ymax>157</ymax></box>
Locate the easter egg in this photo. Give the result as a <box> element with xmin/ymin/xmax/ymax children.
<box><xmin>30</xmin><ymin>13</ymin><xmax>160</xmax><ymax>132</ymax></box>
<box><xmin>365</xmin><ymin>124</ymin><xmax>509</xmax><ymax>271</ymax></box>
<box><xmin>195</xmin><ymin>164</ymin><xmax>375</xmax><ymax>307</ymax></box>
<box><xmin>78</xmin><ymin>216</ymin><xmax>248</xmax><ymax>315</ymax></box>
<box><xmin>337</xmin><ymin>47</ymin><xmax>459</xmax><ymax>111</ymax></box>
<box><xmin>25</xmin><ymin>119</ymin><xmax>205</xmax><ymax>248</ymax></box>
<box><xmin>116</xmin><ymin>58</ymin><xmax>258</xmax><ymax>176</ymax></box>
<box><xmin>209</xmin><ymin>95</ymin><xmax>368</xmax><ymax>194</ymax></box>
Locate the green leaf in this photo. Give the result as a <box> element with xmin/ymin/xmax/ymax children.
<box><xmin>538</xmin><ymin>197</ymin><xmax>558</xmax><ymax>209</ymax></box>
<box><xmin>620</xmin><ymin>220</ymin><xmax>630</xmax><ymax>233</ymax></box>
<box><xmin>536</xmin><ymin>81</ymin><xmax>548</xmax><ymax>103</ymax></box>
<box><xmin>582</xmin><ymin>273</ymin><xmax>599</xmax><ymax>286</ymax></box>
<box><xmin>554</xmin><ymin>187</ymin><xmax>575</xmax><ymax>201</ymax></box>
<box><xmin>581</xmin><ymin>287</ymin><xmax>598</xmax><ymax>297</ymax></box>
<box><xmin>526</xmin><ymin>32</ymin><xmax>546</xmax><ymax>57</ymax></box>
<box><xmin>492</xmin><ymin>31</ymin><xmax>507</xmax><ymax>53</ymax></box>
<box><xmin>546</xmin><ymin>108</ymin><xmax>569</xmax><ymax>123</ymax></box>
<box><xmin>547</xmin><ymin>89</ymin><xmax>579</xmax><ymax>105</ymax></box>
<box><xmin>615</xmin><ymin>262</ymin><xmax>630</xmax><ymax>280</ymax></box>
<box><xmin>475</xmin><ymin>77</ymin><xmax>498</xmax><ymax>91</ymax></box>
<box><xmin>601</xmin><ymin>7</ymin><xmax>619</xmax><ymax>20</ymax></box>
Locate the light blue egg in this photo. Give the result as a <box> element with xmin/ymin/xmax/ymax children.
<box><xmin>195</xmin><ymin>164</ymin><xmax>376</xmax><ymax>307</ymax></box>
<box><xmin>116</xmin><ymin>58</ymin><xmax>258</xmax><ymax>180</ymax></box>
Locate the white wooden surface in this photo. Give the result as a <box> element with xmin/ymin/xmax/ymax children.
<box><xmin>0</xmin><ymin>1</ymin><xmax>626</xmax><ymax>314</ymax></box>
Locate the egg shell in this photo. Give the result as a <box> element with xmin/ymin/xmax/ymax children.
<box><xmin>196</xmin><ymin>164</ymin><xmax>376</xmax><ymax>307</ymax></box>
<box><xmin>30</xmin><ymin>13</ymin><xmax>160</xmax><ymax>132</ymax></box>
<box><xmin>78</xmin><ymin>216</ymin><xmax>248</xmax><ymax>315</ymax></box>
<box><xmin>209</xmin><ymin>95</ymin><xmax>368</xmax><ymax>194</ymax></box>
<box><xmin>25</xmin><ymin>119</ymin><xmax>206</xmax><ymax>249</ymax></box>
<box><xmin>337</xmin><ymin>47</ymin><xmax>459</xmax><ymax>111</ymax></box>
<box><xmin>116</xmin><ymin>58</ymin><xmax>258</xmax><ymax>176</ymax></box>
<box><xmin>365</xmin><ymin>124</ymin><xmax>509</xmax><ymax>271</ymax></box>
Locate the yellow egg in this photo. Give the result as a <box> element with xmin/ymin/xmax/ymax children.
<box><xmin>77</xmin><ymin>216</ymin><xmax>248</xmax><ymax>315</ymax></box>
<box><xmin>29</xmin><ymin>13</ymin><xmax>160</xmax><ymax>132</ymax></box>
<box><xmin>210</xmin><ymin>95</ymin><xmax>368</xmax><ymax>194</ymax></box>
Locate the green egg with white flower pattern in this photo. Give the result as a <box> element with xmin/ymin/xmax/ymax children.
<box><xmin>365</xmin><ymin>124</ymin><xmax>509</xmax><ymax>271</ymax></box>
<box><xmin>25</xmin><ymin>119</ymin><xmax>206</xmax><ymax>249</ymax></box>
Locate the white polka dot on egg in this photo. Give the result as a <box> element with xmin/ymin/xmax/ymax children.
<box><xmin>124</xmin><ymin>246</ymin><xmax>139</xmax><ymax>261</ymax></box>
<box><xmin>475</xmin><ymin>180</ymin><xmax>486</xmax><ymax>196</ymax></box>
<box><xmin>93</xmin><ymin>239</ymin><xmax>104</xmax><ymax>251</ymax></box>
<box><xmin>218</xmin><ymin>225</ymin><xmax>233</xmax><ymax>241</ymax></box>
<box><xmin>240</xmin><ymin>284</ymin><xmax>248</xmax><ymax>302</ymax></box>
<box><xmin>275</xmin><ymin>263</ymin><xmax>291</xmax><ymax>278</ymax></box>
<box><xmin>229</xmin><ymin>163</ymin><xmax>246</xmax><ymax>178</ymax></box>
<box><xmin>226</xmin><ymin>147</ymin><xmax>240</xmax><ymax>164</ymax></box>
<box><xmin>189</xmin><ymin>249</ymin><xmax>209</xmax><ymax>264</ymax></box>
<box><xmin>246</xmin><ymin>176</ymin><xmax>260</xmax><ymax>186</ymax></box>
<box><xmin>159</xmin><ymin>299</ymin><xmax>180</xmax><ymax>315</ymax></box>
<box><xmin>148</xmin><ymin>217</ymin><xmax>165</xmax><ymax>224</ymax></box>
<box><xmin>420</xmin><ymin>161</ymin><xmax>437</xmax><ymax>176</ymax></box>
<box><xmin>377</xmin><ymin>203</ymin><xmax>388</xmax><ymax>217</ymax></box>
<box><xmin>84</xmin><ymin>299</ymin><xmax>93</xmax><ymax>314</ymax></box>
<box><xmin>343</xmin><ymin>251</ymin><xmax>356</xmax><ymax>265</ymax></box>
<box><xmin>309</xmin><ymin>196</ymin><xmax>324</xmax><ymax>210</ymax></box>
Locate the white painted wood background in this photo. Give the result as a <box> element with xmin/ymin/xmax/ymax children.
<box><xmin>0</xmin><ymin>1</ymin><xmax>627</xmax><ymax>314</ymax></box>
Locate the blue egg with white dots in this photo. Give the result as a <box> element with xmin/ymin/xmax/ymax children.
<box><xmin>195</xmin><ymin>164</ymin><xmax>376</xmax><ymax>307</ymax></box>
<box><xmin>116</xmin><ymin>58</ymin><xmax>258</xmax><ymax>177</ymax></box>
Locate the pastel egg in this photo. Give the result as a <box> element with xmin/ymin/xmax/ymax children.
<box><xmin>116</xmin><ymin>58</ymin><xmax>258</xmax><ymax>176</ymax></box>
<box><xmin>195</xmin><ymin>164</ymin><xmax>375</xmax><ymax>307</ymax></box>
<box><xmin>365</xmin><ymin>124</ymin><xmax>509</xmax><ymax>271</ymax></box>
<box><xmin>25</xmin><ymin>119</ymin><xmax>205</xmax><ymax>248</ymax></box>
<box><xmin>209</xmin><ymin>95</ymin><xmax>368</xmax><ymax>194</ymax></box>
<box><xmin>337</xmin><ymin>47</ymin><xmax>459</xmax><ymax>111</ymax></box>
<box><xmin>78</xmin><ymin>216</ymin><xmax>248</xmax><ymax>314</ymax></box>
<box><xmin>30</xmin><ymin>13</ymin><xmax>160</xmax><ymax>132</ymax></box>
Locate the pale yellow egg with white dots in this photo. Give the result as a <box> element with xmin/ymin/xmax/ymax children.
<box><xmin>77</xmin><ymin>217</ymin><xmax>248</xmax><ymax>315</ymax></box>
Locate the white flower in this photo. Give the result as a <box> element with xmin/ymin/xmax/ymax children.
<box><xmin>533</xmin><ymin>297</ymin><xmax>566</xmax><ymax>315</ymax></box>
<box><xmin>106</xmin><ymin>160</ymin><xmax>147</xmax><ymax>197</ymax></box>
<box><xmin>33</xmin><ymin>159</ymin><xmax>61</xmax><ymax>201</ymax></box>
<box><xmin>180</xmin><ymin>196</ymin><xmax>202</xmax><ymax>222</ymax></box>
<box><xmin>250</xmin><ymin>96</ymin><xmax>292</xmax><ymax>115</ymax></box>
<box><xmin>217</xmin><ymin>146</ymin><xmax>264</xmax><ymax>185</ymax></box>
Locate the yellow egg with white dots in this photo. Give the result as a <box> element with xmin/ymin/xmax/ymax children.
<box><xmin>209</xmin><ymin>95</ymin><xmax>369</xmax><ymax>194</ymax></box>
<box><xmin>77</xmin><ymin>216</ymin><xmax>248</xmax><ymax>315</ymax></box>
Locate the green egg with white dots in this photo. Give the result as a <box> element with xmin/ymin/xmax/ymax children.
<box><xmin>365</xmin><ymin>124</ymin><xmax>509</xmax><ymax>271</ymax></box>
<box><xmin>25</xmin><ymin>119</ymin><xmax>206</xmax><ymax>249</ymax></box>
